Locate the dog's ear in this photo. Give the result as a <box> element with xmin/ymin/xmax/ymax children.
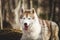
<box><xmin>31</xmin><ymin>8</ymin><xmax>35</xmax><ymax>14</ymax></box>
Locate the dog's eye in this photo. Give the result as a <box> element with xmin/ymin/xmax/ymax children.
<box><xmin>28</xmin><ymin>18</ymin><xmax>31</xmax><ymax>20</ymax></box>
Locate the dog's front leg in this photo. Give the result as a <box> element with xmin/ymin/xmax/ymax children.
<box><xmin>20</xmin><ymin>35</ymin><xmax>27</xmax><ymax>40</ymax></box>
<box><xmin>20</xmin><ymin>37</ymin><xmax>23</xmax><ymax>40</ymax></box>
<box><xmin>20</xmin><ymin>36</ymin><xmax>25</xmax><ymax>40</ymax></box>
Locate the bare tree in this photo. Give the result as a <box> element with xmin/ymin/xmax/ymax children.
<box><xmin>9</xmin><ymin>0</ymin><xmax>22</xmax><ymax>30</ymax></box>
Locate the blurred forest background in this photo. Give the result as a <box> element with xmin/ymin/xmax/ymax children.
<box><xmin>0</xmin><ymin>0</ymin><xmax>60</xmax><ymax>39</ymax></box>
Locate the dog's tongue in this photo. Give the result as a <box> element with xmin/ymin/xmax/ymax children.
<box><xmin>24</xmin><ymin>25</ymin><xmax>28</xmax><ymax>30</ymax></box>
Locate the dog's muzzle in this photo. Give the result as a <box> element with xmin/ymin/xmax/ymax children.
<box><xmin>24</xmin><ymin>22</ymin><xmax>33</xmax><ymax>31</ymax></box>
<box><xmin>24</xmin><ymin>23</ymin><xmax>28</xmax><ymax>30</ymax></box>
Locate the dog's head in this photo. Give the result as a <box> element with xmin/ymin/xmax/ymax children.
<box><xmin>20</xmin><ymin>8</ymin><xmax>35</xmax><ymax>31</ymax></box>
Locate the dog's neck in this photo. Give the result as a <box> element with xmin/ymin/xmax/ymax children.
<box><xmin>31</xmin><ymin>12</ymin><xmax>41</xmax><ymax>33</ymax></box>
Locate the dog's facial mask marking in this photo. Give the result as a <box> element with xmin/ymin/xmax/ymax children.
<box><xmin>20</xmin><ymin>10</ymin><xmax>34</xmax><ymax>19</ymax></box>
<box><xmin>20</xmin><ymin>9</ymin><xmax>35</xmax><ymax>30</ymax></box>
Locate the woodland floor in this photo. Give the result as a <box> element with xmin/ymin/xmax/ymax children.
<box><xmin>0</xmin><ymin>29</ymin><xmax>22</xmax><ymax>40</ymax></box>
<box><xmin>0</xmin><ymin>29</ymin><xmax>60</xmax><ymax>40</ymax></box>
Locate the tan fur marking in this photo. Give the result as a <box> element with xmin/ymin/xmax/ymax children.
<box><xmin>22</xmin><ymin>10</ymin><xmax>34</xmax><ymax>19</ymax></box>
<box><xmin>45</xmin><ymin>20</ymin><xmax>50</xmax><ymax>31</ymax></box>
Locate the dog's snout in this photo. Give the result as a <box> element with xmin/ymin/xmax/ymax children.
<box><xmin>24</xmin><ymin>23</ymin><xmax>27</xmax><ymax>25</ymax></box>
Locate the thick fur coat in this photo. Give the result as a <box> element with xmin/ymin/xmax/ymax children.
<box><xmin>20</xmin><ymin>8</ymin><xmax>59</xmax><ymax>40</ymax></box>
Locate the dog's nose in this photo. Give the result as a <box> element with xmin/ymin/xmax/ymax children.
<box><xmin>24</xmin><ymin>23</ymin><xmax>27</xmax><ymax>25</ymax></box>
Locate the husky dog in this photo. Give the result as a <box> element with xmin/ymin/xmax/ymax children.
<box><xmin>19</xmin><ymin>8</ymin><xmax>59</xmax><ymax>40</ymax></box>
<box><xmin>20</xmin><ymin>8</ymin><xmax>42</xmax><ymax>40</ymax></box>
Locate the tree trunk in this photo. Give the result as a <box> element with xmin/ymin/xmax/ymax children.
<box><xmin>0</xmin><ymin>0</ymin><xmax>3</xmax><ymax>29</ymax></box>
<box><xmin>49</xmin><ymin>0</ymin><xmax>54</xmax><ymax>20</ymax></box>
<box><xmin>30</xmin><ymin>0</ymin><xmax>32</xmax><ymax>9</ymax></box>
<box><xmin>52</xmin><ymin>0</ymin><xmax>56</xmax><ymax>21</ymax></box>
